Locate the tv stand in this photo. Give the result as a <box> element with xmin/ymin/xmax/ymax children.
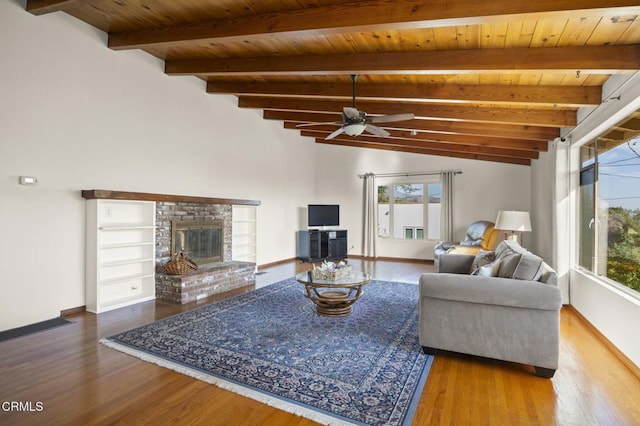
<box><xmin>297</xmin><ymin>229</ymin><xmax>347</xmax><ymax>262</ymax></box>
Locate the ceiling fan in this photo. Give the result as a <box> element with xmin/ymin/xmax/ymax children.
<box><xmin>297</xmin><ymin>75</ymin><xmax>415</xmax><ymax>140</ymax></box>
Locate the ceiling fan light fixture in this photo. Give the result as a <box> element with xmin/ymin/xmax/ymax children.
<box><xmin>343</xmin><ymin>123</ymin><xmax>366</xmax><ymax>136</ymax></box>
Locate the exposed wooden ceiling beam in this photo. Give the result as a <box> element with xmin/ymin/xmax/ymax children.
<box><xmin>614</xmin><ymin>118</ymin><xmax>640</xmax><ymax>132</ymax></box>
<box><xmin>26</xmin><ymin>0</ymin><xmax>80</xmax><ymax>15</ymax></box>
<box><xmin>240</xmin><ymin>97</ymin><xmax>576</xmax><ymax>127</ymax></box>
<box><xmin>317</xmin><ymin>138</ymin><xmax>532</xmax><ymax>166</ymax></box>
<box><xmin>292</xmin><ymin>125</ymin><xmax>547</xmax><ymax>152</ymax></box>
<box><xmin>263</xmin><ymin>111</ymin><xmax>560</xmax><ymax>141</ymax></box>
<box><xmin>167</xmin><ymin>45</ymin><xmax>640</xmax><ymax>76</ymax></box>
<box><xmin>102</xmin><ymin>0</ymin><xmax>640</xmax><ymax>50</ymax></box>
<box><xmin>207</xmin><ymin>81</ymin><xmax>601</xmax><ymax>107</ymax></box>
<box><xmin>298</xmin><ymin>130</ymin><xmax>539</xmax><ymax>159</ymax></box>
<box><xmin>25</xmin><ymin>0</ymin><xmax>636</xmax><ymax>165</ymax></box>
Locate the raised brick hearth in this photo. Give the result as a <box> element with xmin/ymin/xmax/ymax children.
<box><xmin>156</xmin><ymin>261</ymin><xmax>255</xmax><ymax>304</ymax></box>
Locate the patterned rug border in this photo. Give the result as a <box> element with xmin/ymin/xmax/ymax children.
<box><xmin>101</xmin><ymin>278</ymin><xmax>433</xmax><ymax>426</ymax></box>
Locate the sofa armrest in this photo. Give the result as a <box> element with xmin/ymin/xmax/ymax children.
<box><xmin>419</xmin><ymin>273</ymin><xmax>562</xmax><ymax>311</ymax></box>
<box><xmin>436</xmin><ymin>253</ymin><xmax>475</xmax><ymax>274</ymax></box>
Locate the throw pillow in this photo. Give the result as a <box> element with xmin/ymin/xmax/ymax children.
<box><xmin>470</xmin><ymin>249</ymin><xmax>496</xmax><ymax>274</ymax></box>
<box><xmin>512</xmin><ymin>251</ymin><xmax>545</xmax><ymax>281</ymax></box>
<box><xmin>497</xmin><ymin>252</ymin><xmax>522</xmax><ymax>278</ymax></box>
<box><xmin>476</xmin><ymin>260</ymin><xmax>500</xmax><ymax>277</ymax></box>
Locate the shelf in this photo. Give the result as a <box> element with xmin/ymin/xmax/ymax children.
<box><xmin>99</xmin><ymin>225</ymin><xmax>155</xmax><ymax>230</ymax></box>
<box><xmin>100</xmin><ymin>241</ymin><xmax>154</xmax><ymax>250</ymax></box>
<box><xmin>100</xmin><ymin>257</ymin><xmax>154</xmax><ymax>268</ymax></box>
<box><xmin>100</xmin><ymin>273</ymin><xmax>155</xmax><ymax>285</ymax></box>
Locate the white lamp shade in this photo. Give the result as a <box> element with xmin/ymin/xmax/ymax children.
<box><xmin>495</xmin><ymin>210</ymin><xmax>532</xmax><ymax>232</ymax></box>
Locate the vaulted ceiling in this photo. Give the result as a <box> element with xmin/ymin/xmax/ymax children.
<box><xmin>26</xmin><ymin>1</ymin><xmax>640</xmax><ymax>165</ymax></box>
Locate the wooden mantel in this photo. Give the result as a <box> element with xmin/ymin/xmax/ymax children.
<box><xmin>81</xmin><ymin>190</ymin><xmax>260</xmax><ymax>206</ymax></box>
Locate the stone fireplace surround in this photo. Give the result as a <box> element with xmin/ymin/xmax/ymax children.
<box><xmin>82</xmin><ymin>190</ymin><xmax>259</xmax><ymax>304</ymax></box>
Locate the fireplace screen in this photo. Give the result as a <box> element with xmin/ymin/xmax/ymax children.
<box><xmin>171</xmin><ymin>220</ymin><xmax>223</xmax><ymax>265</ymax></box>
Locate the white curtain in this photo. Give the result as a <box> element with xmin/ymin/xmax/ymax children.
<box><xmin>362</xmin><ymin>173</ymin><xmax>377</xmax><ymax>258</ymax></box>
<box><xmin>440</xmin><ymin>171</ymin><xmax>455</xmax><ymax>242</ymax></box>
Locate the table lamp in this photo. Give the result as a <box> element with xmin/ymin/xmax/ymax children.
<box><xmin>495</xmin><ymin>210</ymin><xmax>531</xmax><ymax>245</ymax></box>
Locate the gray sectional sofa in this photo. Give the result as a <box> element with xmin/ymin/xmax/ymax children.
<box><xmin>419</xmin><ymin>240</ymin><xmax>563</xmax><ymax>377</ymax></box>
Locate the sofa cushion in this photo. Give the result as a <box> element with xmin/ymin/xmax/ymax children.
<box><xmin>539</xmin><ymin>263</ymin><xmax>558</xmax><ymax>286</ymax></box>
<box><xmin>476</xmin><ymin>260</ymin><xmax>500</xmax><ymax>277</ymax></box>
<box><xmin>497</xmin><ymin>253</ymin><xmax>522</xmax><ymax>278</ymax></box>
<box><xmin>470</xmin><ymin>249</ymin><xmax>496</xmax><ymax>274</ymax></box>
<box><xmin>492</xmin><ymin>240</ymin><xmax>545</xmax><ymax>281</ymax></box>
<box><xmin>512</xmin><ymin>251</ymin><xmax>545</xmax><ymax>281</ymax></box>
<box><xmin>419</xmin><ymin>273</ymin><xmax>563</xmax><ymax>311</ymax></box>
<box><xmin>494</xmin><ymin>239</ymin><xmax>518</xmax><ymax>258</ymax></box>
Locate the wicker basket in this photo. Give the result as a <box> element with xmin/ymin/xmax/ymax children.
<box><xmin>163</xmin><ymin>252</ymin><xmax>198</xmax><ymax>275</ymax></box>
<box><xmin>312</xmin><ymin>265</ymin><xmax>351</xmax><ymax>280</ymax></box>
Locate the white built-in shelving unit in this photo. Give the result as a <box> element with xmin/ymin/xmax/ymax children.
<box><xmin>85</xmin><ymin>199</ymin><xmax>156</xmax><ymax>313</ymax></box>
<box><xmin>232</xmin><ymin>205</ymin><xmax>257</xmax><ymax>266</ymax></box>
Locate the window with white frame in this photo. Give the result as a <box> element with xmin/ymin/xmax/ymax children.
<box><xmin>578</xmin><ymin>110</ymin><xmax>640</xmax><ymax>296</ymax></box>
<box><xmin>377</xmin><ymin>181</ymin><xmax>441</xmax><ymax>240</ymax></box>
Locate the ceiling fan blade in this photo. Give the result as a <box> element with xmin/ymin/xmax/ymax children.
<box><xmin>364</xmin><ymin>124</ymin><xmax>390</xmax><ymax>137</ymax></box>
<box><xmin>296</xmin><ymin>122</ymin><xmax>341</xmax><ymax>128</ymax></box>
<box><xmin>326</xmin><ymin>127</ymin><xmax>346</xmax><ymax>140</ymax></box>
<box><xmin>343</xmin><ymin>107</ymin><xmax>361</xmax><ymax>121</ymax></box>
<box><xmin>368</xmin><ymin>113</ymin><xmax>415</xmax><ymax>123</ymax></box>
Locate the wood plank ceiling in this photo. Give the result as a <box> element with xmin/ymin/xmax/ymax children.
<box><xmin>26</xmin><ymin>0</ymin><xmax>640</xmax><ymax>165</ymax></box>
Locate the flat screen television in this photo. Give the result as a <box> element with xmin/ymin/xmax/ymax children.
<box><xmin>308</xmin><ymin>204</ymin><xmax>340</xmax><ymax>227</ymax></box>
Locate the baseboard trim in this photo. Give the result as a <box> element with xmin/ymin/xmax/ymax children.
<box><xmin>258</xmin><ymin>257</ymin><xmax>298</xmax><ymax>270</ymax></box>
<box><xmin>259</xmin><ymin>256</ymin><xmax>434</xmax><ymax>269</ymax></box>
<box><xmin>566</xmin><ymin>305</ymin><xmax>640</xmax><ymax>380</ymax></box>
<box><xmin>61</xmin><ymin>306</ymin><xmax>86</xmax><ymax>317</ymax></box>
<box><xmin>348</xmin><ymin>255</ymin><xmax>434</xmax><ymax>264</ymax></box>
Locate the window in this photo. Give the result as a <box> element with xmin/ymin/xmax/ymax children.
<box><xmin>403</xmin><ymin>226</ymin><xmax>424</xmax><ymax>239</ymax></box>
<box><xmin>377</xmin><ymin>181</ymin><xmax>441</xmax><ymax>240</ymax></box>
<box><xmin>578</xmin><ymin>112</ymin><xmax>640</xmax><ymax>296</ymax></box>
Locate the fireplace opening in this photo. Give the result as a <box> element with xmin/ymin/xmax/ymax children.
<box><xmin>171</xmin><ymin>220</ymin><xmax>223</xmax><ymax>265</ymax></box>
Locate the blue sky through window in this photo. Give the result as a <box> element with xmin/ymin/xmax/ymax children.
<box><xmin>598</xmin><ymin>137</ymin><xmax>640</xmax><ymax>210</ymax></box>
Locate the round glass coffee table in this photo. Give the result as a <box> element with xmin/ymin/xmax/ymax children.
<box><xmin>295</xmin><ymin>270</ymin><xmax>371</xmax><ymax>316</ymax></box>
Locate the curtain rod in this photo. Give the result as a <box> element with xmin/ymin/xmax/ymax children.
<box><xmin>357</xmin><ymin>170</ymin><xmax>462</xmax><ymax>178</ymax></box>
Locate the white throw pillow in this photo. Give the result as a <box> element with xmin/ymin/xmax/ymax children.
<box><xmin>476</xmin><ymin>260</ymin><xmax>500</xmax><ymax>277</ymax></box>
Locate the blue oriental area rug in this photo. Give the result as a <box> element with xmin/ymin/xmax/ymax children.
<box><xmin>102</xmin><ymin>278</ymin><xmax>433</xmax><ymax>425</ymax></box>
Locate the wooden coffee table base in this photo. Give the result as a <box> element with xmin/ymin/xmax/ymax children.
<box><xmin>309</xmin><ymin>288</ymin><xmax>359</xmax><ymax>316</ymax></box>
<box><xmin>296</xmin><ymin>271</ymin><xmax>371</xmax><ymax>317</ymax></box>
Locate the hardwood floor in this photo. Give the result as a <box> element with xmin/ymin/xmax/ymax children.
<box><xmin>1</xmin><ymin>258</ymin><xmax>639</xmax><ymax>425</ymax></box>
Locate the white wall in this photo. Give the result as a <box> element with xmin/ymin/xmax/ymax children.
<box><xmin>531</xmin><ymin>146</ymin><xmax>572</xmax><ymax>302</ymax></box>
<box><xmin>313</xmin><ymin>143</ymin><xmax>532</xmax><ymax>259</ymax></box>
<box><xmin>0</xmin><ymin>2</ymin><xmax>317</xmax><ymax>330</ymax></box>
<box><xmin>530</xmin><ymin>150</ymin><xmax>555</xmax><ymax>261</ymax></box>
